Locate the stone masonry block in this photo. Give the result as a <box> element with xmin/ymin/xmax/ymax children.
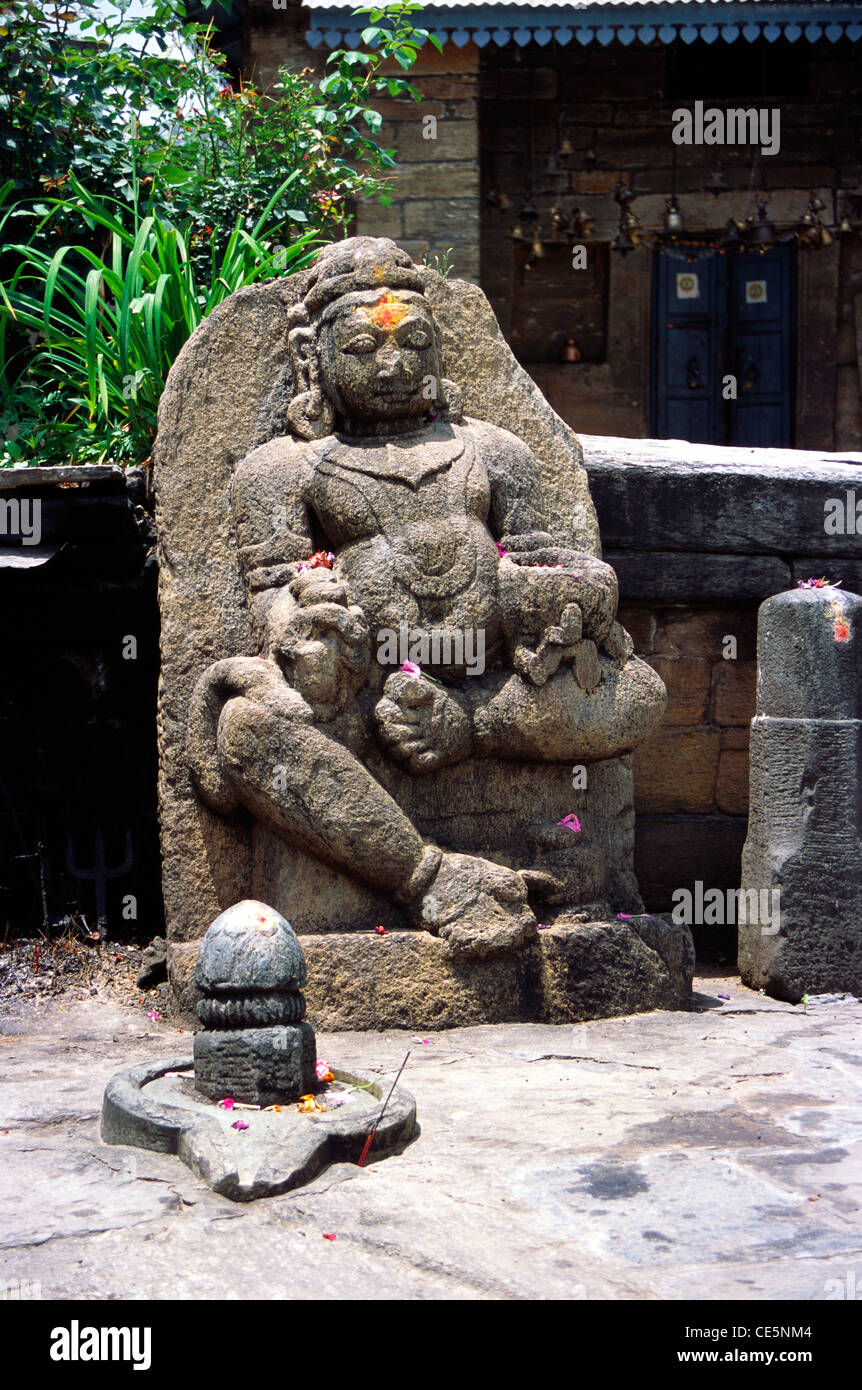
<box><xmin>634</xmin><ymin>727</ymin><xmax>721</xmax><ymax>814</ymax></box>
<box><xmin>392</xmin><ymin>162</ymin><xmax>479</xmax><ymax>200</ymax></box>
<box><xmin>646</xmin><ymin>656</ymin><xmax>711</xmax><ymax>725</ymax></box>
<box><xmin>713</xmin><ymin>661</ymin><xmax>757</xmax><ymax>727</ymax></box>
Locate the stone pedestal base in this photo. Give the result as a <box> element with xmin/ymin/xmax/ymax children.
<box><xmin>194</xmin><ymin>1023</ymin><xmax>317</xmax><ymax>1104</ymax></box>
<box><xmin>101</xmin><ymin>1059</ymin><xmax>416</xmax><ymax>1201</ymax></box>
<box><xmin>171</xmin><ymin>918</ymin><xmax>695</xmax><ymax>1031</ymax></box>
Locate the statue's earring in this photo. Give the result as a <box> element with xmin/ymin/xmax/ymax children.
<box><xmin>287</xmin><ymin>390</ymin><xmax>336</xmax><ymax>441</ymax></box>
<box><xmin>287</xmin><ymin>324</ymin><xmax>336</xmax><ymax>439</ymax></box>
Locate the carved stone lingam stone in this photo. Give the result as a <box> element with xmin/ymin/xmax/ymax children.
<box><xmin>100</xmin><ymin>897</ymin><xmax>417</xmax><ymax>1201</ymax></box>
<box><xmin>153</xmin><ymin>236</ymin><xmax>694</xmax><ymax>1028</ymax></box>
<box><xmin>193</xmin><ymin>900</ymin><xmax>317</xmax><ymax>1106</ymax></box>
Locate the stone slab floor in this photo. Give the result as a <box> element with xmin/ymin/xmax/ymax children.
<box><xmin>1</xmin><ymin>974</ymin><xmax>861</xmax><ymax>1301</ymax></box>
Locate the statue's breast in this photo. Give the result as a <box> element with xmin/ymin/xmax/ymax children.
<box><xmin>308</xmin><ymin>423</ymin><xmax>489</xmax><ymax>541</ymax></box>
<box><xmin>321</xmin><ymin>423</ymin><xmax>465</xmax><ymax>490</ymax></box>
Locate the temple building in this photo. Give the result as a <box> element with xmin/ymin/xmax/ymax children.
<box><xmin>206</xmin><ymin>0</ymin><xmax>862</xmax><ymax>451</ymax></box>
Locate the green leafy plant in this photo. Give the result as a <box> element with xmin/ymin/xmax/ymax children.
<box><xmin>0</xmin><ymin>172</ymin><xmax>317</xmax><ymax>464</ymax></box>
<box><xmin>422</xmin><ymin>248</ymin><xmax>455</xmax><ymax>279</ymax></box>
<box><xmin>1</xmin><ymin>1</ymin><xmax>438</xmax><ymax>263</ymax></box>
<box><xmin>155</xmin><ymin>3</ymin><xmax>443</xmax><ymax>266</ymax></box>
<box><xmin>0</xmin><ymin>0</ymin><xmax>438</xmax><ymax>465</ymax></box>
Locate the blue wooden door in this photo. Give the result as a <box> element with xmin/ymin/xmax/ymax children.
<box><xmin>652</xmin><ymin>245</ymin><xmax>794</xmax><ymax>446</ymax></box>
<box><xmin>652</xmin><ymin>252</ymin><xmax>727</xmax><ymax>444</ymax></box>
<box><xmin>728</xmin><ymin>248</ymin><xmax>794</xmax><ymax>447</ymax></box>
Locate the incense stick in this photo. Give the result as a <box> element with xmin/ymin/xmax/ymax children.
<box><xmin>356</xmin><ymin>1050</ymin><xmax>411</xmax><ymax>1167</ymax></box>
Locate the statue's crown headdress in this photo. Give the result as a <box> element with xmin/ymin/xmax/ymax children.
<box><xmin>290</xmin><ymin>238</ymin><xmax>426</xmax><ymax>325</ymax></box>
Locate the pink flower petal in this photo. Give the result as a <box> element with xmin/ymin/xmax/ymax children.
<box><xmin>221</xmin><ymin>1098</ymin><xmax>235</xmax><ymax>1110</ymax></box>
<box><xmin>400</xmin><ymin>661</ymin><xmax>421</xmax><ymax>677</ymax></box>
<box><xmin>231</xmin><ymin>1120</ymin><xmax>249</xmax><ymax>1131</ymax></box>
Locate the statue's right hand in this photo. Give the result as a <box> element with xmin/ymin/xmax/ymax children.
<box><xmin>374</xmin><ymin>671</ymin><xmax>472</xmax><ymax>772</ymax></box>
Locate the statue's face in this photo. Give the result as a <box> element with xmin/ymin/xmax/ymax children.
<box><xmin>321</xmin><ymin>292</ymin><xmax>439</xmax><ymax>423</ymax></box>
<box><xmin>271</xmin><ymin>581</ymin><xmax>371</xmax><ymax>721</ymax></box>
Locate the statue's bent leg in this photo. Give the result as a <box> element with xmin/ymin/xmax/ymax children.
<box><xmin>471</xmin><ymin>655</ymin><xmax>666</xmax><ymax>762</ymax></box>
<box><xmin>200</xmin><ymin>689</ymin><xmax>538</xmax><ymax>956</ymax></box>
<box><xmin>188</xmin><ymin>659</ymin><xmax>538</xmax><ymax>953</ymax></box>
<box><xmin>217</xmin><ymin>694</ymin><xmax>436</xmax><ymax>899</ymax></box>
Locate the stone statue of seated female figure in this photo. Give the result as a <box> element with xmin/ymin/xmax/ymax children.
<box><xmin>186</xmin><ymin>237</ymin><xmax>666</xmax><ymax>956</ymax></box>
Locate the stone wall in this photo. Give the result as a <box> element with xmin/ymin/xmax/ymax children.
<box><xmin>0</xmin><ymin>467</ymin><xmax>161</xmax><ymax>940</ymax></box>
<box><xmin>353</xmin><ymin>42</ymin><xmax>480</xmax><ymax>282</ymax></box>
<box><xmin>240</xmin><ymin>0</ymin><xmax>480</xmax><ymax>281</ymax></box>
<box><xmin>235</xmin><ymin>11</ymin><xmax>862</xmax><ymax>447</ymax></box>
<box><xmin>582</xmin><ymin>434</ymin><xmax>862</xmax><ymax>937</ymax></box>
<box><xmin>480</xmin><ymin>37</ymin><xmax>862</xmax><ymax>448</ymax></box>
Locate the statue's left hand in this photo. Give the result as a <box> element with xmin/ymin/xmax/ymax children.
<box><xmin>374</xmin><ymin>671</ymin><xmax>472</xmax><ymax>773</ymax></box>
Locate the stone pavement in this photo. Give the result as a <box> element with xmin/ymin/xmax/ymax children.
<box><xmin>1</xmin><ymin>974</ymin><xmax>861</xmax><ymax>1301</ymax></box>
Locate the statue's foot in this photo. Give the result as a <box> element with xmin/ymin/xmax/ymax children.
<box><xmin>415</xmin><ymin>852</ymin><xmax>536</xmax><ymax>957</ymax></box>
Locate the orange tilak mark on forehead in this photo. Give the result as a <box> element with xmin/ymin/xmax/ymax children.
<box><xmin>366</xmin><ymin>292</ymin><xmax>410</xmax><ymax>330</ymax></box>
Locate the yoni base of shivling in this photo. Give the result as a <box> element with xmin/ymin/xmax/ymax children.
<box><xmin>168</xmin><ymin>918</ymin><xmax>695</xmax><ymax>1031</ymax></box>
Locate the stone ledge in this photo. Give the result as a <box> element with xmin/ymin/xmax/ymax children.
<box><xmin>0</xmin><ymin>463</ymin><xmax>124</xmax><ymax>489</ymax></box>
<box><xmin>606</xmin><ymin>550</ymin><xmax>791</xmax><ymax>602</ymax></box>
<box><xmin>169</xmin><ymin>920</ymin><xmax>695</xmax><ymax>1031</ymax></box>
<box><xmin>582</xmin><ymin>434</ymin><xmax>862</xmax><ymax>559</ymax></box>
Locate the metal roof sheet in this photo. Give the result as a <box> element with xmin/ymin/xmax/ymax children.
<box><xmin>303</xmin><ymin>1</ymin><xmax>862</xmax><ymax>46</ymax></box>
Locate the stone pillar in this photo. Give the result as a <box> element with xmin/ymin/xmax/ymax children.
<box><xmin>738</xmin><ymin>586</ymin><xmax>862</xmax><ymax>1000</ymax></box>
